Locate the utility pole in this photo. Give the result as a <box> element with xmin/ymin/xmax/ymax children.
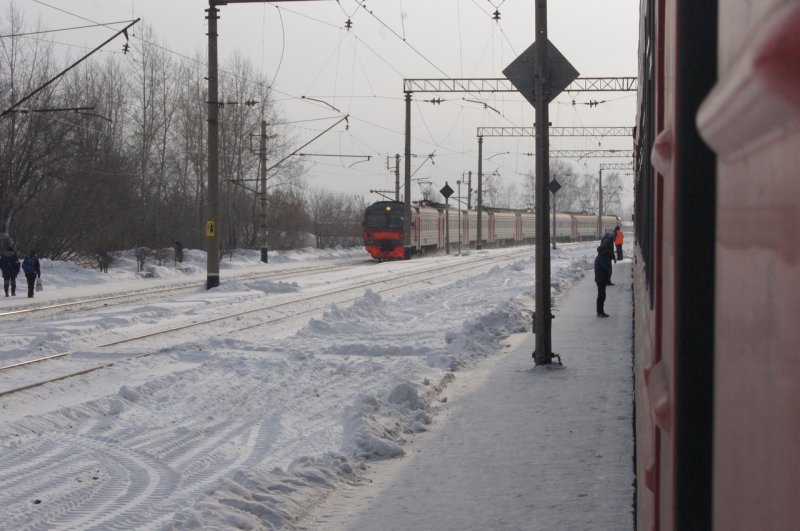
<box><xmin>598</xmin><ymin>166</ymin><xmax>604</xmax><ymax>237</ymax></box>
<box><xmin>205</xmin><ymin>0</ymin><xmax>322</xmax><ymax>288</ymax></box>
<box><xmin>477</xmin><ymin>136</ymin><xmax>483</xmax><ymax>250</ymax></box>
<box><xmin>395</xmin><ymin>154</ymin><xmax>400</xmax><ymax>201</ymax></box>
<box><xmin>259</xmin><ymin>120</ymin><xmax>268</xmax><ymax>262</ymax></box>
<box><xmin>404</xmin><ymin>92</ymin><xmax>412</xmax><ymax>258</ymax></box>
<box><xmin>206</xmin><ymin>3</ymin><xmax>221</xmax><ymax>289</ymax></box>
<box><xmin>533</xmin><ymin>0</ymin><xmax>553</xmax><ymax>365</ymax></box>
<box><xmin>467</xmin><ymin>171</ymin><xmax>473</xmax><ymax>210</ymax></box>
<box><xmin>552</xmin><ymin>184</ymin><xmax>557</xmax><ymax>250</ymax></box>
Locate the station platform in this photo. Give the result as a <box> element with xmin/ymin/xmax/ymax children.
<box><xmin>305</xmin><ymin>260</ymin><xmax>635</xmax><ymax>530</ymax></box>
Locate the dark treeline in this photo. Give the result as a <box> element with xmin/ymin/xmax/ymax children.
<box><xmin>0</xmin><ymin>6</ymin><xmax>364</xmax><ymax>261</ymax></box>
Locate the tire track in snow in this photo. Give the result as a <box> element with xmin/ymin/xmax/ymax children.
<box><xmin>0</xmin><ymin>410</ymin><xmax>284</xmax><ymax>530</ymax></box>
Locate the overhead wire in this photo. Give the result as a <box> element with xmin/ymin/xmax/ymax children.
<box><xmin>26</xmin><ymin>0</ymin><xmax>540</xmax><ymax>185</ymax></box>
<box><xmin>0</xmin><ymin>20</ymin><xmax>135</xmax><ymax>38</ymax></box>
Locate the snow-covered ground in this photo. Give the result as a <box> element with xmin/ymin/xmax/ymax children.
<box><xmin>0</xmin><ymin>243</ymin><xmax>603</xmax><ymax>529</ymax></box>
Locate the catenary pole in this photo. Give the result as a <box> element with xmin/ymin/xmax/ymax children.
<box><xmin>404</xmin><ymin>92</ymin><xmax>412</xmax><ymax>258</ymax></box>
<box><xmin>206</xmin><ymin>3</ymin><xmax>220</xmax><ymax>289</ymax></box>
<box><xmin>533</xmin><ymin>0</ymin><xmax>553</xmax><ymax>365</ymax></box>
<box><xmin>206</xmin><ymin>0</ymin><xmax>325</xmax><ymax>288</ymax></box>
<box><xmin>259</xmin><ymin>120</ymin><xmax>268</xmax><ymax>262</ymax></box>
<box><xmin>598</xmin><ymin>167</ymin><xmax>604</xmax><ymax>237</ymax></box>
<box><xmin>477</xmin><ymin>136</ymin><xmax>483</xmax><ymax>250</ymax></box>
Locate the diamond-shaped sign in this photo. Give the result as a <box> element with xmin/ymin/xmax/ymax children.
<box><xmin>503</xmin><ymin>39</ymin><xmax>579</xmax><ymax>109</ymax></box>
<box><xmin>549</xmin><ymin>179</ymin><xmax>561</xmax><ymax>194</ymax></box>
<box><xmin>440</xmin><ymin>183</ymin><xmax>454</xmax><ymax>199</ymax></box>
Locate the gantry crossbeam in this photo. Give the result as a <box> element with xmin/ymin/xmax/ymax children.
<box><xmin>403</xmin><ymin>77</ymin><xmax>637</xmax><ymax>94</ymax></box>
<box><xmin>477</xmin><ymin>126</ymin><xmax>634</xmax><ymax>137</ymax></box>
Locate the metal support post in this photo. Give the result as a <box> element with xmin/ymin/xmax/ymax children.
<box><xmin>477</xmin><ymin>136</ymin><xmax>483</xmax><ymax>250</ymax></box>
<box><xmin>404</xmin><ymin>92</ymin><xmax>412</xmax><ymax>258</ymax></box>
<box><xmin>597</xmin><ymin>167</ymin><xmax>604</xmax><ymax>237</ymax></box>
<box><xmin>467</xmin><ymin>170</ymin><xmax>473</xmax><ymax>210</ymax></box>
<box><xmin>552</xmin><ymin>182</ymin><xmax>557</xmax><ymax>250</ymax></box>
<box><xmin>533</xmin><ymin>0</ymin><xmax>553</xmax><ymax>365</ymax></box>
<box><xmin>445</xmin><ymin>191</ymin><xmax>450</xmax><ymax>255</ymax></box>
<box><xmin>259</xmin><ymin>120</ymin><xmax>268</xmax><ymax>262</ymax></box>
<box><xmin>206</xmin><ymin>2</ymin><xmax>220</xmax><ymax>289</ymax></box>
<box><xmin>395</xmin><ymin>154</ymin><xmax>400</xmax><ymax>202</ymax></box>
<box><xmin>457</xmin><ymin>180</ymin><xmax>462</xmax><ymax>255</ymax></box>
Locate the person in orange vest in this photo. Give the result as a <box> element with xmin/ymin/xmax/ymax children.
<box><xmin>614</xmin><ymin>225</ymin><xmax>624</xmax><ymax>261</ymax></box>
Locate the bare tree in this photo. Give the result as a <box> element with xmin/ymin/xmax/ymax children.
<box><xmin>0</xmin><ymin>4</ymin><xmax>71</xmax><ymax>238</ymax></box>
<box><xmin>307</xmin><ymin>189</ymin><xmax>364</xmax><ymax>248</ymax></box>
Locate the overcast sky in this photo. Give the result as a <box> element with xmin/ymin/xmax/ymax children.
<box><xmin>8</xmin><ymin>0</ymin><xmax>639</xmax><ymax>211</ymax></box>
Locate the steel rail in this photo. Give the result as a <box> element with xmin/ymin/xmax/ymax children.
<box><xmin>0</xmin><ymin>248</ymin><xmax>532</xmax><ymax>397</ymax></box>
<box><xmin>0</xmin><ymin>260</ymin><xmax>365</xmax><ymax>319</ymax></box>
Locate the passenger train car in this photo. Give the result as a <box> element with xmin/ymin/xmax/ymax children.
<box><xmin>362</xmin><ymin>200</ymin><xmax>619</xmax><ymax>261</ymax></box>
<box><xmin>633</xmin><ymin>1</ymin><xmax>800</xmax><ymax>529</ymax></box>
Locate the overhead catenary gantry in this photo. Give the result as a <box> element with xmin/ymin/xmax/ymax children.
<box><xmin>401</xmin><ymin>76</ymin><xmax>637</xmax><ymax>257</ymax></box>
<box><xmin>478</xmin><ymin>126</ymin><xmax>633</xmax><ymax>137</ymax></box>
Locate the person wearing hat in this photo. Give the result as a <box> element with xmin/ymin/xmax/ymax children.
<box><xmin>594</xmin><ymin>245</ymin><xmax>612</xmax><ymax>317</ymax></box>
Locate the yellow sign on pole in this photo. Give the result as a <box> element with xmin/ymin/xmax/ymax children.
<box><xmin>206</xmin><ymin>220</ymin><xmax>216</xmax><ymax>237</ymax></box>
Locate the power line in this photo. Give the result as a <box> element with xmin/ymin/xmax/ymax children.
<box><xmin>0</xmin><ymin>20</ymin><xmax>136</xmax><ymax>38</ymax></box>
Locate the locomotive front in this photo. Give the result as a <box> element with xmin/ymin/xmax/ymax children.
<box><xmin>363</xmin><ymin>201</ymin><xmax>406</xmax><ymax>260</ymax></box>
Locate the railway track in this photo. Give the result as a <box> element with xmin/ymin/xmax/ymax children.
<box><xmin>0</xmin><ymin>259</ymin><xmax>369</xmax><ymax>320</ymax></box>
<box><xmin>0</xmin><ymin>248</ymin><xmax>532</xmax><ymax>398</ymax></box>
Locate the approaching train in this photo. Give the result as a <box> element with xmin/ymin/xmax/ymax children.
<box><xmin>362</xmin><ymin>200</ymin><xmax>619</xmax><ymax>260</ymax></box>
<box><xmin>633</xmin><ymin>1</ymin><xmax>799</xmax><ymax>529</ymax></box>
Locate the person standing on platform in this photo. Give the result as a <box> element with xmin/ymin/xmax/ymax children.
<box><xmin>614</xmin><ymin>225</ymin><xmax>624</xmax><ymax>261</ymax></box>
<box><xmin>600</xmin><ymin>230</ymin><xmax>616</xmax><ymax>285</ymax></box>
<box><xmin>594</xmin><ymin>245</ymin><xmax>612</xmax><ymax>317</ymax></box>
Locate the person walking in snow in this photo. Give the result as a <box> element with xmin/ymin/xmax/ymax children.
<box><xmin>22</xmin><ymin>251</ymin><xmax>41</xmax><ymax>298</ymax></box>
<box><xmin>0</xmin><ymin>246</ymin><xmax>21</xmax><ymax>297</ymax></box>
<box><xmin>614</xmin><ymin>225</ymin><xmax>624</xmax><ymax>261</ymax></box>
<box><xmin>594</xmin><ymin>245</ymin><xmax>612</xmax><ymax>317</ymax></box>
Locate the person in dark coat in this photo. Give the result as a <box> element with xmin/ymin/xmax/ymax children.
<box><xmin>0</xmin><ymin>246</ymin><xmax>21</xmax><ymax>297</ymax></box>
<box><xmin>594</xmin><ymin>245</ymin><xmax>612</xmax><ymax>317</ymax></box>
<box><xmin>600</xmin><ymin>230</ymin><xmax>616</xmax><ymax>285</ymax></box>
<box><xmin>22</xmin><ymin>251</ymin><xmax>41</xmax><ymax>298</ymax></box>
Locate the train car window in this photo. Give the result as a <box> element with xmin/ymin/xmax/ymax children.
<box><xmin>388</xmin><ymin>213</ymin><xmax>404</xmax><ymax>228</ymax></box>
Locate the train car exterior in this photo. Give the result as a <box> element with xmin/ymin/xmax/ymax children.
<box><xmin>491</xmin><ymin>210</ymin><xmax>517</xmax><ymax>245</ymax></box>
<box><xmin>551</xmin><ymin>212</ymin><xmax>572</xmax><ymax>242</ymax></box>
<box><xmin>520</xmin><ymin>211</ymin><xmax>535</xmax><ymax>242</ymax></box>
<box><xmin>364</xmin><ymin>201</ymin><xmax>620</xmax><ymax>259</ymax></box>
<box><xmin>633</xmin><ymin>1</ymin><xmax>799</xmax><ymax>529</ymax></box>
<box><xmin>571</xmin><ymin>214</ymin><xmax>597</xmax><ymax>241</ymax></box>
<box><xmin>412</xmin><ymin>205</ymin><xmax>441</xmax><ymax>252</ymax></box>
